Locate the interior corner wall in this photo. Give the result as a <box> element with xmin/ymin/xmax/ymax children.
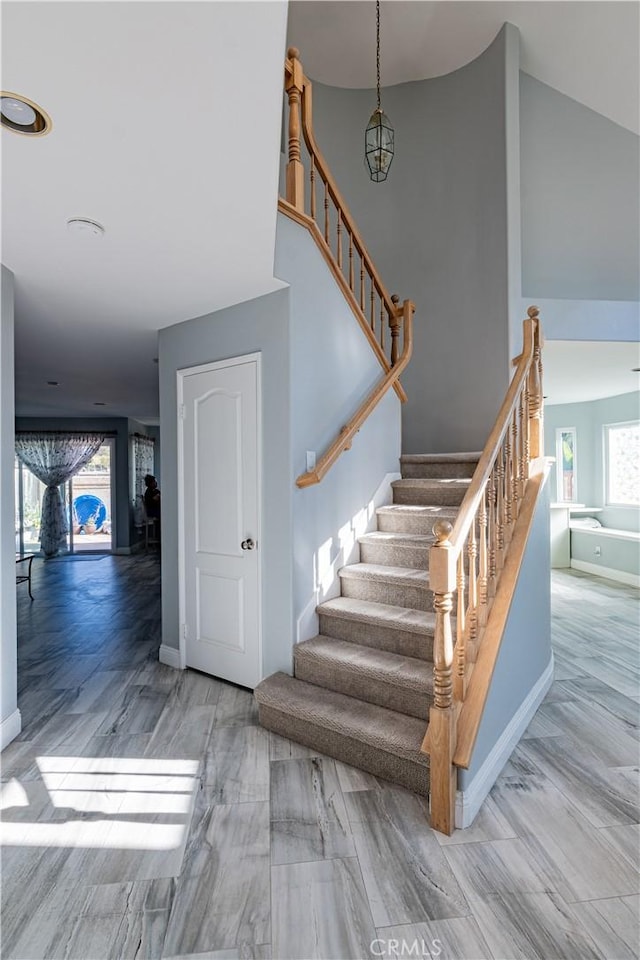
<box><xmin>520</xmin><ymin>74</ymin><xmax>640</xmax><ymax>304</ymax></box>
<box><xmin>310</xmin><ymin>24</ymin><xmax>518</xmax><ymax>453</ymax></box>
<box><xmin>158</xmin><ymin>288</ymin><xmax>293</xmax><ymax>677</ymax></box>
<box><xmin>1</xmin><ymin>265</ymin><xmax>19</xmax><ymax>746</ymax></box>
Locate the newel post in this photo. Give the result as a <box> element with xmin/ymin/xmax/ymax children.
<box><xmin>425</xmin><ymin>520</ymin><xmax>457</xmax><ymax>835</ymax></box>
<box><xmin>285</xmin><ymin>47</ymin><xmax>305</xmax><ymax>212</ymax></box>
<box><xmin>526</xmin><ymin>306</ymin><xmax>543</xmax><ymax>460</ymax></box>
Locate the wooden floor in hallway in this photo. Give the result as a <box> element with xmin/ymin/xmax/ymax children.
<box><xmin>1</xmin><ymin>556</ymin><xmax>638</xmax><ymax>960</ymax></box>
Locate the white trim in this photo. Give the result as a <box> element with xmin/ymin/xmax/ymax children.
<box><xmin>454</xmin><ymin>653</ymin><xmax>554</xmax><ymax>829</ymax></box>
<box><xmin>159</xmin><ymin>644</ymin><xmax>185</xmax><ymax>670</ymax></box>
<box><xmin>176</xmin><ymin>353</ymin><xmax>263</xmax><ymax>680</ymax></box>
<box><xmin>569</xmin><ymin>525</ymin><xmax>640</xmax><ymax>542</ymax></box>
<box><xmin>295</xmin><ymin>471</ymin><xmax>401</xmax><ymax>644</ymax></box>
<box><xmin>0</xmin><ymin>708</ymin><xmax>22</xmax><ymax>750</ymax></box>
<box><xmin>570</xmin><ymin>559</ymin><xmax>640</xmax><ymax>588</ymax></box>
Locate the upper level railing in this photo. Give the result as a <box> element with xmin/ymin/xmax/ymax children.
<box><xmin>424</xmin><ymin>307</ymin><xmax>544</xmax><ymax>834</ymax></box>
<box><xmin>279</xmin><ymin>48</ymin><xmax>415</xmax><ymax>487</ymax></box>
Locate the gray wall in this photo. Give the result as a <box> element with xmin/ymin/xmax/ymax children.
<box><xmin>159</xmin><ymin>288</ymin><xmax>293</xmax><ymax>677</ymax></box>
<box><xmin>15</xmin><ymin>417</ymin><xmax>135</xmax><ymax>551</ymax></box>
<box><xmin>310</xmin><ymin>25</ymin><xmax>520</xmax><ymax>453</ymax></box>
<box><xmin>459</xmin><ymin>476</ymin><xmax>552</xmax><ymax>787</ymax></box>
<box><xmin>544</xmin><ymin>391</ymin><xmax>640</xmax><ymax>533</ymax></box>
<box><xmin>521</xmin><ymin>74</ymin><xmax>640</xmax><ymax>303</ymax></box>
<box><xmin>1</xmin><ymin>265</ymin><xmax>18</xmax><ymax>741</ymax></box>
<box><xmin>276</xmin><ymin>214</ymin><xmax>401</xmax><ymax>637</ymax></box>
<box><xmin>525</xmin><ymin>298</ymin><xmax>639</xmax><ymax>343</ymax></box>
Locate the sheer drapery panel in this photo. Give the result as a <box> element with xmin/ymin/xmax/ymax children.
<box><xmin>15</xmin><ymin>433</ymin><xmax>105</xmax><ymax>557</ymax></box>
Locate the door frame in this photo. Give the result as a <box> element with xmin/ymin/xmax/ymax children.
<box><xmin>176</xmin><ymin>352</ymin><xmax>263</xmax><ymax>678</ymax></box>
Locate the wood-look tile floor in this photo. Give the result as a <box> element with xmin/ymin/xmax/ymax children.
<box><xmin>2</xmin><ymin>558</ymin><xmax>638</xmax><ymax>959</ymax></box>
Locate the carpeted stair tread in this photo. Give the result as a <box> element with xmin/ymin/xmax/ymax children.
<box><xmin>339</xmin><ymin>562</ymin><xmax>429</xmax><ymax>587</ymax></box>
<box><xmin>359</xmin><ymin>531</ymin><xmax>435</xmax><ymax>547</ymax></box>
<box><xmin>392</xmin><ymin>478</ymin><xmax>471</xmax><ymax>506</ymax></box>
<box><xmin>294</xmin><ymin>636</ymin><xmax>433</xmax><ymax>719</ymax></box>
<box><xmin>376</xmin><ymin>504</ymin><xmax>459</xmax><ymax>534</ymax></box>
<box><xmin>318</xmin><ymin>596</ymin><xmax>436</xmax><ymax>636</ymax></box>
<box><xmin>401</xmin><ymin>453</ymin><xmax>482</xmax><ymax>463</ymax></box>
<box><xmin>295</xmin><ymin>635</ymin><xmax>433</xmax><ymax>695</ymax></box>
<box><xmin>254</xmin><ymin>672</ymin><xmax>430</xmax><ymax>768</ymax></box>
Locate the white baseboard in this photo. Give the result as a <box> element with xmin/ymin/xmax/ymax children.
<box><xmin>570</xmin><ymin>559</ymin><xmax>640</xmax><ymax>588</ymax></box>
<box><xmin>295</xmin><ymin>471</ymin><xmax>401</xmax><ymax>644</ymax></box>
<box><xmin>1</xmin><ymin>709</ymin><xmax>22</xmax><ymax>751</ymax></box>
<box><xmin>159</xmin><ymin>644</ymin><xmax>185</xmax><ymax>669</ymax></box>
<box><xmin>455</xmin><ymin>653</ymin><xmax>554</xmax><ymax>829</ymax></box>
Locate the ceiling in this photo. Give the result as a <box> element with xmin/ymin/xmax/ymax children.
<box><xmin>2</xmin><ymin>1</ymin><xmax>288</xmax><ymax>422</ymax></box>
<box><xmin>2</xmin><ymin>2</ymin><xmax>638</xmax><ymax>422</ymax></box>
<box><xmin>544</xmin><ymin>341</ymin><xmax>640</xmax><ymax>406</ymax></box>
<box><xmin>288</xmin><ymin>1</ymin><xmax>639</xmax><ymax>134</ymax></box>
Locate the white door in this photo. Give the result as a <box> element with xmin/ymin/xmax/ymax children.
<box><xmin>179</xmin><ymin>355</ymin><xmax>261</xmax><ymax>688</ymax></box>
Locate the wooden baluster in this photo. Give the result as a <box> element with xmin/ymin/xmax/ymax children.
<box><xmin>478</xmin><ymin>485</ymin><xmax>489</xmax><ymax>625</ymax></box>
<box><xmin>359</xmin><ymin>257</ymin><xmax>365</xmax><ymax>312</ymax></box>
<box><xmin>488</xmin><ymin>467</ymin><xmax>497</xmax><ymax>596</ymax></box>
<box><xmin>512</xmin><ymin>408</ymin><xmax>520</xmax><ymax>517</ymax></box>
<box><xmin>309</xmin><ymin>154</ymin><xmax>316</xmax><ymax>221</ymax></box>
<box><xmin>389</xmin><ymin>294</ymin><xmax>401</xmax><ymax>366</ymax></box>
<box><xmin>323</xmin><ymin>181</ymin><xmax>329</xmax><ymax>243</ymax></box>
<box><xmin>425</xmin><ymin>521</ymin><xmax>457</xmax><ymax>836</ymax></box>
<box><xmin>518</xmin><ymin>388</ymin><xmax>527</xmax><ymax>500</ymax></box>
<box><xmin>454</xmin><ymin>550</ymin><xmax>466</xmax><ymax>702</ymax></box>
<box><xmin>467</xmin><ymin>518</ymin><xmax>478</xmax><ymax>655</ymax></box>
<box><xmin>336</xmin><ymin>208</ymin><xmax>343</xmax><ymax>270</ymax></box>
<box><xmin>504</xmin><ymin>428</ymin><xmax>513</xmax><ymax>543</ymax></box>
<box><xmin>285</xmin><ymin>48</ymin><xmax>305</xmax><ymax>212</ymax></box>
<box><xmin>527</xmin><ymin>307</ymin><xmax>542</xmax><ymax>458</ymax></box>
<box><xmin>349</xmin><ymin>233</ymin><xmax>354</xmax><ymax>292</ymax></box>
<box><xmin>496</xmin><ymin>450</ymin><xmax>505</xmax><ymax>570</ymax></box>
<box><xmin>370</xmin><ymin>285</ymin><xmax>375</xmax><ymax>331</ymax></box>
<box><xmin>380</xmin><ymin>295</ymin><xmax>385</xmax><ymax>353</ymax></box>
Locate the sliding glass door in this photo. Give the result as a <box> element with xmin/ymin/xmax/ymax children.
<box><xmin>15</xmin><ymin>438</ymin><xmax>115</xmax><ymax>556</ymax></box>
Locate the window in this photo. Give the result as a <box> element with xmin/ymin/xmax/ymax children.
<box><xmin>555</xmin><ymin>427</ymin><xmax>577</xmax><ymax>502</ymax></box>
<box><xmin>606</xmin><ymin>421</ymin><xmax>640</xmax><ymax>506</ymax></box>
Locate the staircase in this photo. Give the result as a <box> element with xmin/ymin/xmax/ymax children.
<box><xmin>254</xmin><ymin>452</ymin><xmax>480</xmax><ymax>796</ymax></box>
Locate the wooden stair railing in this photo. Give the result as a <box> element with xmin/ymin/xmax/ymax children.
<box><xmin>424</xmin><ymin>307</ymin><xmax>545</xmax><ymax>835</ymax></box>
<box><xmin>280</xmin><ymin>48</ymin><xmax>415</xmax><ymax>487</ymax></box>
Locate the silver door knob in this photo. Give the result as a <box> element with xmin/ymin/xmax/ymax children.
<box><xmin>241</xmin><ymin>538</ymin><xmax>255</xmax><ymax>550</ymax></box>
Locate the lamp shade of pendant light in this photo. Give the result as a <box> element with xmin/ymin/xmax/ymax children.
<box><xmin>365</xmin><ymin>0</ymin><xmax>394</xmax><ymax>182</ymax></box>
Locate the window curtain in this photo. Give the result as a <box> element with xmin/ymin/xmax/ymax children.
<box><xmin>15</xmin><ymin>433</ymin><xmax>105</xmax><ymax>557</ymax></box>
<box><xmin>132</xmin><ymin>435</ymin><xmax>155</xmax><ymax>527</ymax></box>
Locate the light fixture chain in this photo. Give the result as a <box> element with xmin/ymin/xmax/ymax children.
<box><xmin>376</xmin><ymin>0</ymin><xmax>381</xmax><ymax>111</ymax></box>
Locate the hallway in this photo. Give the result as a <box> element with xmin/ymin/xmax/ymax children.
<box><xmin>1</xmin><ymin>558</ymin><xmax>638</xmax><ymax>959</ymax></box>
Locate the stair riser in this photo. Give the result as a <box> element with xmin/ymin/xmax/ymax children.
<box><xmin>359</xmin><ymin>540</ymin><xmax>429</xmax><ymax>569</ymax></box>
<box><xmin>377</xmin><ymin>510</ymin><xmax>458</xmax><ymax>535</ymax></box>
<box><xmin>393</xmin><ymin>486</ymin><xmax>468</xmax><ymax>506</ymax></box>
<box><xmin>294</xmin><ymin>652</ymin><xmax>432</xmax><ymax>720</ymax></box>
<box><xmin>341</xmin><ymin>575</ymin><xmax>433</xmax><ymax>612</ymax></box>
<box><xmin>257</xmin><ymin>704</ymin><xmax>430</xmax><ymax>797</ymax></box>
<box><xmin>401</xmin><ymin>462</ymin><xmax>478</xmax><ymax>479</ymax></box>
<box><xmin>318</xmin><ymin>612</ymin><xmax>434</xmax><ymax>660</ymax></box>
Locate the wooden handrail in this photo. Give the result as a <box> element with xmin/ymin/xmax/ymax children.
<box><xmin>296</xmin><ymin>299</ymin><xmax>414</xmax><ymax>488</ymax></box>
<box><xmin>425</xmin><ymin>307</ymin><xmax>544</xmax><ymax>835</ymax></box>
<box><xmin>278</xmin><ymin>198</ymin><xmax>407</xmax><ymax>403</ymax></box>
<box><xmin>281</xmin><ymin>48</ymin><xmax>410</xmax><ymax>411</ymax></box>
<box><xmin>448</xmin><ymin>313</ymin><xmax>538</xmax><ymax>554</ymax></box>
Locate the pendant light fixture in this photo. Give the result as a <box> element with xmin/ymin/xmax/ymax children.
<box><xmin>365</xmin><ymin>0</ymin><xmax>394</xmax><ymax>182</ymax></box>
